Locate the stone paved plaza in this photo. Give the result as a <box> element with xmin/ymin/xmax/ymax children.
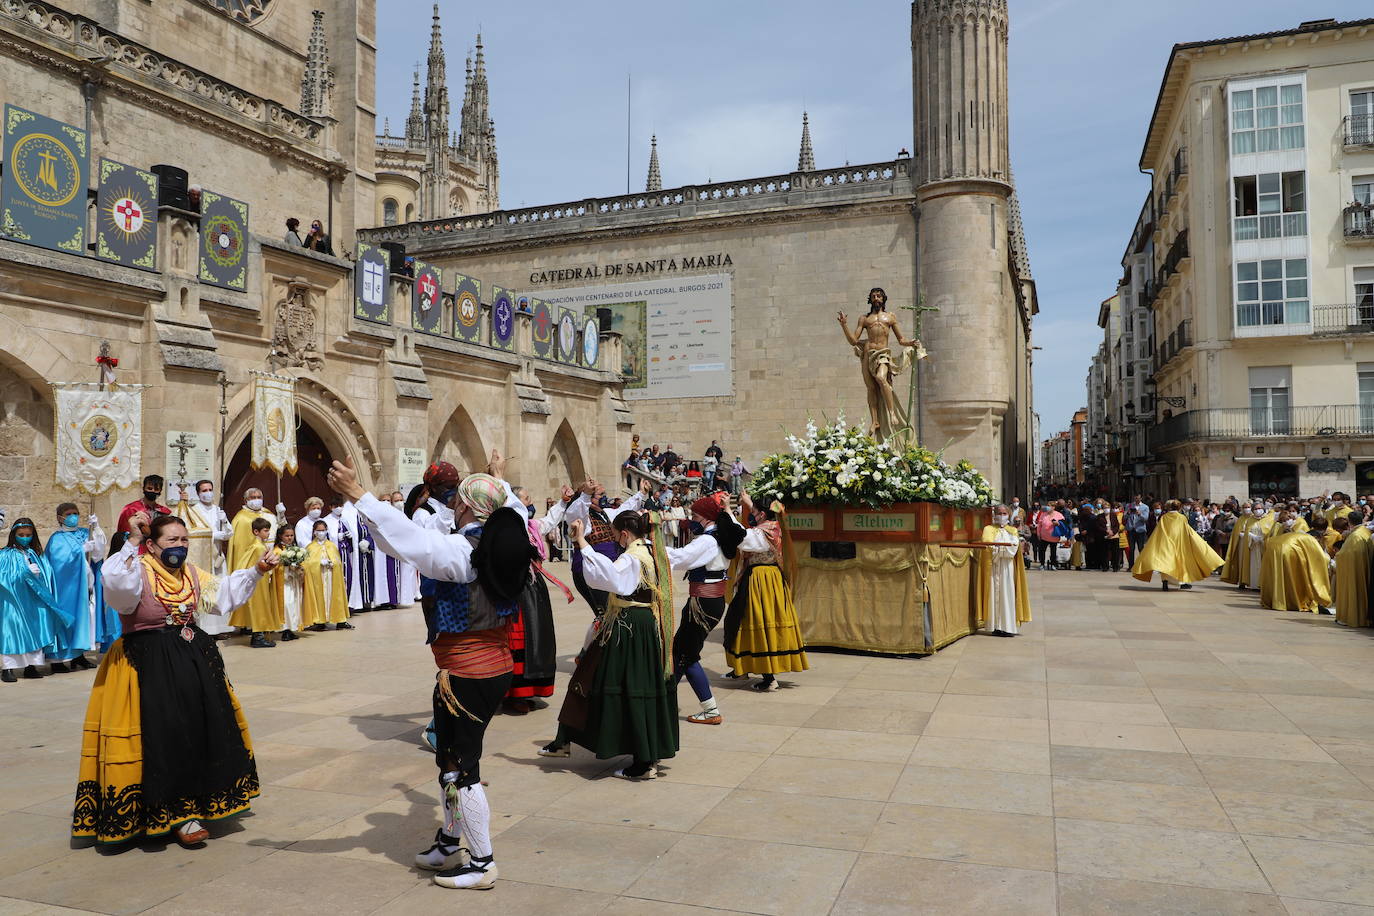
<box><xmin>4</xmin><ymin>565</ymin><xmax>1374</xmax><ymax>914</ymax></box>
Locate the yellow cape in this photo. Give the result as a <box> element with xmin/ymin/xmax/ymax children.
<box><xmin>303</xmin><ymin>539</ymin><xmax>349</xmax><ymax>624</ymax></box>
<box><xmin>1131</xmin><ymin>511</ymin><xmax>1223</xmax><ymax>583</ymax></box>
<box><xmin>976</xmin><ymin>524</ymin><xmax>1031</xmax><ymax>624</ymax></box>
<box><xmin>1326</xmin><ymin>505</ymin><xmax>1354</xmax><ymax>525</ymax></box>
<box><xmin>1334</xmin><ymin>525</ymin><xmax>1372</xmax><ymax>627</ymax></box>
<box><xmin>1220</xmin><ymin>515</ymin><xmax>1252</xmax><ymax>584</ymax></box>
<box><xmin>227</xmin><ymin>538</ymin><xmax>283</xmax><ymax>631</ymax></box>
<box><xmin>1260</xmin><ymin>530</ymin><xmax>1333</xmax><ymax>612</ymax></box>
<box><xmin>228</xmin><ymin>508</ymin><xmax>277</xmax><ymax>573</ymax></box>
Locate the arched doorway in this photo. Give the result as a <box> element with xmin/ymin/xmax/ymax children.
<box><xmin>1248</xmin><ymin>462</ymin><xmax>1298</xmax><ymax>500</ymax></box>
<box><xmin>223</xmin><ymin>419</ymin><xmax>335</xmax><ymax>519</ymax></box>
<box><xmin>546</xmin><ymin>418</ymin><xmax>586</xmax><ymax>494</ymax></box>
<box><xmin>432</xmin><ymin>405</ymin><xmax>488</xmax><ymax>476</ymax></box>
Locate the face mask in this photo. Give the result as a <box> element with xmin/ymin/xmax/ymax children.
<box><xmin>1283</xmin><ymin>519</ymin><xmax>1296</xmax><ymax>530</ymax></box>
<box><xmin>1241</xmin><ymin>508</ymin><xmax>1251</xmax><ymax>516</ymax></box>
<box><xmin>159</xmin><ymin>545</ymin><xmax>189</xmax><ymax>569</ymax></box>
<box><xmin>308</xmin><ymin>508</ymin><xmax>321</xmax><ymax>520</ymax></box>
<box><xmin>313</xmin><ymin>530</ymin><xmax>328</xmax><ymax>541</ymax></box>
<box><xmin>526</xmin><ymin>504</ymin><xmax>537</xmax><ymax>519</ymax></box>
<box><xmin>198</xmin><ymin>490</ymin><xmax>215</xmax><ymax>505</ymax></box>
<box><xmin>143</xmin><ymin>490</ymin><xmax>160</xmax><ymax>503</ymax></box>
<box><xmin>246</xmin><ymin>498</ymin><xmax>263</xmax><ymax>511</ymax></box>
<box><xmin>993</xmin><ymin>515</ymin><xmax>1009</xmax><ymax>526</ymax></box>
<box><xmin>15</xmin><ymin>535</ymin><xmax>33</xmax><ymax>547</ymax></box>
<box><xmin>63</xmin><ymin>513</ymin><xmax>80</xmax><ymax>528</ymax></box>
<box><xmin>331</xmin><ymin>507</ymin><xmax>343</xmax><ymax>518</ymax></box>
<box><xmin>1154</xmin><ymin>509</ymin><xmax>1162</xmax><ymax>515</ymax></box>
<box><xmin>393</xmin><ymin>500</ymin><xmax>406</xmax><ymax>509</ymax></box>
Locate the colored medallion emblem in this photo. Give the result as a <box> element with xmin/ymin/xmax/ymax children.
<box><xmin>95</xmin><ymin>159</ymin><xmax>159</xmax><ymax>269</ymax></box>
<box><xmin>197</xmin><ymin>191</ymin><xmax>249</xmax><ymax>290</ymax></box>
<box><xmin>558</xmin><ymin>312</ymin><xmax>578</xmax><ymax>361</ymax></box>
<box><xmin>493</xmin><ymin>293</ymin><xmax>514</xmax><ymax>348</ymax></box>
<box><xmin>458</xmin><ymin>291</ymin><xmax>479</xmax><ymax>327</ymax></box>
<box><xmin>80</xmin><ymin>415</ymin><xmax>119</xmax><ymax>458</ymax></box>
<box><xmin>11</xmin><ymin>133</ymin><xmax>80</xmax><ymax>207</ymax></box>
<box><xmin>532</xmin><ymin>300</ymin><xmax>553</xmax><ymax>358</ymax></box>
<box><xmin>582</xmin><ymin>318</ymin><xmax>601</xmax><ymax>367</ymax></box>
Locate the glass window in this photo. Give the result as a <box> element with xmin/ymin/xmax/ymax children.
<box><xmin>1351</xmin><ymin>90</ymin><xmax>1374</xmax><ymax>144</ymax></box>
<box><xmin>1233</xmin><ymin>81</ymin><xmax>1304</xmax><ymax>154</ymax></box>
<box><xmin>382</xmin><ymin>198</ymin><xmax>398</xmax><ymax>226</ymax></box>
<box><xmin>1236</xmin><ymin>258</ymin><xmax>1310</xmax><ymax>329</ymax></box>
<box><xmin>1360</xmin><ymin>367</ymin><xmax>1374</xmax><ymax>432</ymax></box>
<box><xmin>1234</xmin><ymin>171</ymin><xmax>1307</xmax><ymax>240</ymax></box>
<box><xmin>1354</xmin><ymin>175</ymin><xmax>1374</xmax><ymax>206</ymax></box>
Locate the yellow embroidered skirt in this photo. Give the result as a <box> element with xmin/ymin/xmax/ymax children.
<box><xmin>726</xmin><ymin>565</ymin><xmax>809</xmax><ymax>676</ymax></box>
<box><xmin>72</xmin><ymin>628</ymin><xmax>259</xmax><ymax>844</ymax></box>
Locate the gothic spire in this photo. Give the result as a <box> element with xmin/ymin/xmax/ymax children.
<box><xmin>425</xmin><ymin>3</ymin><xmax>446</xmax><ymax>96</ymax></box>
<box><xmin>798</xmin><ymin>111</ymin><xmax>815</xmax><ymax>172</ymax></box>
<box><xmin>460</xmin><ymin>32</ymin><xmax>491</xmax><ymax>162</ymax></box>
<box><xmin>646</xmin><ymin>135</ymin><xmax>662</xmax><ymax>192</ymax></box>
<box><xmin>299</xmin><ymin>9</ymin><xmax>333</xmax><ymax>119</ymax></box>
<box><xmin>405</xmin><ymin>66</ymin><xmax>424</xmax><ymax>142</ymax></box>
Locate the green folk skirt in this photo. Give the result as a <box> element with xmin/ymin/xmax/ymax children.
<box><xmin>563</xmin><ymin>604</ymin><xmax>679</xmax><ymax>762</ymax></box>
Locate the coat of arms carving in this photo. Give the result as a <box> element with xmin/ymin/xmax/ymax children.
<box><xmin>268</xmin><ymin>279</ymin><xmax>323</xmax><ymax>370</ymax></box>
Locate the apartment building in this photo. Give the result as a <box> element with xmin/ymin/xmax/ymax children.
<box><xmin>1123</xmin><ymin>17</ymin><xmax>1374</xmax><ymax>500</ymax></box>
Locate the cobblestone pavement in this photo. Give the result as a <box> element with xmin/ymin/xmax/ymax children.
<box><xmin>3</xmin><ymin>564</ymin><xmax>1374</xmax><ymax>914</ymax></box>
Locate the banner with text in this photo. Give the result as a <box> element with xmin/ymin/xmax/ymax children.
<box><xmin>2</xmin><ymin>105</ymin><xmax>89</xmax><ymax>255</ymax></box>
<box><xmin>532</xmin><ymin>275</ymin><xmax>732</xmax><ymax>398</ymax></box>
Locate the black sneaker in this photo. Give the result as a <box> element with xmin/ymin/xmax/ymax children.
<box><xmin>280</xmin><ymin>630</ymin><xmax>299</xmax><ymax>642</ymax></box>
<box><xmin>249</xmin><ymin>633</ymin><xmax>276</xmax><ymax>648</ymax></box>
<box><xmin>22</xmin><ymin>665</ymin><xmax>43</xmax><ymax>679</ymax></box>
<box><xmin>49</xmin><ymin>662</ymin><xmax>70</xmax><ymax>674</ymax></box>
<box><xmin>335</xmin><ymin>622</ymin><xmax>355</xmax><ymax>630</ymax></box>
<box><xmin>1</xmin><ymin>669</ymin><xmax>15</xmax><ymax>683</ymax></box>
<box><xmin>432</xmin><ymin>856</ymin><xmax>497</xmax><ymax>890</ymax></box>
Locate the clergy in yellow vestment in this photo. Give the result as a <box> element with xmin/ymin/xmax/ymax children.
<box><xmin>976</xmin><ymin>513</ymin><xmax>1031</xmax><ymax>635</ymax></box>
<box><xmin>1220</xmin><ymin>509</ymin><xmax>1253</xmax><ymax>584</ymax></box>
<box><xmin>228</xmin><ymin>519</ymin><xmax>284</xmax><ymax>632</ymax></box>
<box><xmin>303</xmin><ymin>534</ymin><xmax>349</xmax><ymax>625</ymax></box>
<box><xmin>1260</xmin><ymin>519</ymin><xmax>1333</xmax><ymax>612</ymax></box>
<box><xmin>1334</xmin><ymin>523</ymin><xmax>1373</xmax><ymax>628</ymax></box>
<box><xmin>1325</xmin><ymin>493</ymin><xmax>1354</xmax><ymax>526</ymax></box>
<box><xmin>227</xmin><ymin>487</ymin><xmax>279</xmax><ymax>576</ymax></box>
<box><xmin>1131</xmin><ymin>505</ymin><xmax>1224</xmax><ymax>586</ymax></box>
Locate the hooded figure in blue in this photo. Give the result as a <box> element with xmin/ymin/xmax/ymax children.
<box><xmin>1</xmin><ymin>518</ymin><xmax>72</xmax><ymax>681</ymax></box>
<box><xmin>44</xmin><ymin>502</ymin><xmax>108</xmax><ymax>671</ymax></box>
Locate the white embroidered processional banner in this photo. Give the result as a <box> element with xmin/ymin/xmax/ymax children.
<box><xmin>53</xmin><ymin>383</ymin><xmax>145</xmax><ymax>494</ymax></box>
<box><xmin>250</xmin><ymin>371</ymin><xmax>298</xmax><ymax>475</ymax></box>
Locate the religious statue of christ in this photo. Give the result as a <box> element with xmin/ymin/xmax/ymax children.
<box><xmin>836</xmin><ymin>287</ymin><xmax>923</xmax><ymax>442</ymax></box>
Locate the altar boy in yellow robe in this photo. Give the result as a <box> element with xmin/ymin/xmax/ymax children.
<box><xmin>303</xmin><ymin>518</ymin><xmax>351</xmax><ymax>630</ymax></box>
<box><xmin>229</xmin><ymin>517</ymin><xmax>284</xmax><ymax>645</ymax></box>
<box><xmin>1260</xmin><ymin>512</ymin><xmax>1333</xmax><ymax>613</ymax></box>
<box><xmin>1240</xmin><ymin>502</ymin><xmax>1276</xmax><ymax>590</ymax></box>
<box><xmin>1131</xmin><ymin>500</ymin><xmax>1223</xmax><ymax>591</ymax></box>
<box><xmin>977</xmin><ymin>506</ymin><xmax>1031</xmax><ymax>636</ymax></box>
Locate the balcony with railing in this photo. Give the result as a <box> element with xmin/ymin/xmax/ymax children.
<box><xmin>1345</xmin><ymin>114</ymin><xmax>1374</xmax><ymax>148</ymax></box>
<box><xmin>1154</xmin><ymin>148</ymin><xmax>1190</xmax><ymax>219</ymax></box>
<box><xmin>1152</xmin><ymin>319</ymin><xmax>1193</xmax><ymax>374</ymax></box>
<box><xmin>1155</xmin><ymin>229</ymin><xmax>1190</xmax><ymax>293</ymax></box>
<box><xmin>1149</xmin><ymin>404</ymin><xmax>1374</xmax><ymax>451</ymax></box>
<box><xmin>1345</xmin><ymin>203</ymin><xmax>1374</xmax><ymax>243</ymax></box>
<box><xmin>1313</xmin><ymin>301</ymin><xmax>1374</xmax><ymax>335</ymax></box>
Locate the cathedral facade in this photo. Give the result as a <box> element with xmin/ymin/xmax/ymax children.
<box><xmin>372</xmin><ymin>6</ymin><xmax>498</xmax><ymax>226</ymax></box>
<box><xmin>363</xmin><ymin>0</ymin><xmax>1037</xmax><ymax>499</ymax></box>
<box><xmin>0</xmin><ymin>0</ymin><xmax>624</xmax><ymax>527</ymax></box>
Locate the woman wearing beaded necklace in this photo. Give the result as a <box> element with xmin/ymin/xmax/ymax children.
<box><xmin>72</xmin><ymin>512</ymin><xmax>278</xmax><ymax>848</ymax></box>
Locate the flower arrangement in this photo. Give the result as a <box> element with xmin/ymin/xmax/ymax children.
<box><xmin>277</xmin><ymin>545</ymin><xmax>308</xmax><ymax>568</ymax></box>
<box><xmin>748</xmin><ymin>414</ymin><xmax>994</xmax><ymax>509</ymax></box>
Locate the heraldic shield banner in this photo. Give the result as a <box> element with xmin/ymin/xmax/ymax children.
<box><xmin>95</xmin><ymin>158</ymin><xmax>159</xmax><ymax>270</ymax></box>
<box><xmin>354</xmin><ymin>241</ymin><xmax>390</xmax><ymax>323</ymax></box>
<box><xmin>251</xmin><ymin>371</ymin><xmax>298</xmax><ymax>475</ymax></box>
<box><xmin>53</xmin><ymin>383</ymin><xmax>144</xmax><ymax>495</ymax></box>
<box><xmin>412</xmin><ymin>262</ymin><xmax>444</xmax><ymax>335</ymax></box>
<box><xmin>531</xmin><ymin>299</ymin><xmax>553</xmax><ymax>359</ymax></box>
<box><xmin>199</xmin><ymin>190</ymin><xmax>250</xmax><ymax>291</ymax></box>
<box><xmin>2</xmin><ymin>105</ymin><xmax>89</xmax><ymax>255</ymax></box>
<box><xmin>453</xmin><ymin>273</ymin><xmax>482</xmax><ymax>342</ymax></box>
<box><xmin>491</xmin><ymin>286</ymin><xmax>515</xmax><ymax>352</ymax></box>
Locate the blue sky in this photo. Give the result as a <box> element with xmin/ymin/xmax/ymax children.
<box><xmin>376</xmin><ymin>1</ymin><xmax>1372</xmax><ymax>439</ymax></box>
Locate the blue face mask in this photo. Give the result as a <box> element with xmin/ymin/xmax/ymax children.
<box><xmin>159</xmin><ymin>546</ymin><xmax>189</xmax><ymax>569</ymax></box>
<box><xmin>63</xmin><ymin>513</ymin><xmax>80</xmax><ymax>528</ymax></box>
<box><xmin>15</xmin><ymin>535</ymin><xmax>33</xmax><ymax>547</ymax></box>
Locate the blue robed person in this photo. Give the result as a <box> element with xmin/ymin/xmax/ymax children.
<box><xmin>44</xmin><ymin>502</ymin><xmax>111</xmax><ymax>671</ymax></box>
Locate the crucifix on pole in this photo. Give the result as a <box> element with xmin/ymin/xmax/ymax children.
<box><xmin>901</xmin><ymin>295</ymin><xmax>940</xmax><ymax>444</ymax></box>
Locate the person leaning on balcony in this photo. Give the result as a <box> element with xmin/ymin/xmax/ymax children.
<box><xmin>284</xmin><ymin>217</ymin><xmax>304</xmax><ymax>247</ymax></box>
<box><xmin>1131</xmin><ymin>499</ymin><xmax>1224</xmax><ymax>592</ymax></box>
